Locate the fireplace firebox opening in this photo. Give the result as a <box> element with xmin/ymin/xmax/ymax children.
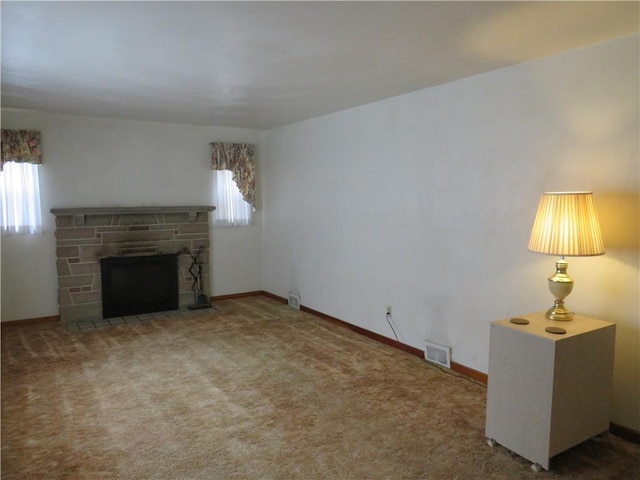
<box><xmin>100</xmin><ymin>254</ymin><xmax>179</xmax><ymax>319</ymax></box>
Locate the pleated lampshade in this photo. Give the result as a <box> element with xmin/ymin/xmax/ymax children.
<box><xmin>528</xmin><ymin>192</ymin><xmax>604</xmax><ymax>257</ymax></box>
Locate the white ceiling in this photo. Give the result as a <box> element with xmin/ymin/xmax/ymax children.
<box><xmin>2</xmin><ymin>1</ymin><xmax>638</xmax><ymax>130</ymax></box>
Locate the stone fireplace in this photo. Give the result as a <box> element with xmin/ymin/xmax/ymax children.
<box><xmin>51</xmin><ymin>206</ymin><xmax>215</xmax><ymax>323</ymax></box>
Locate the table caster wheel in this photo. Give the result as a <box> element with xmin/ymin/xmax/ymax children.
<box><xmin>486</xmin><ymin>438</ymin><xmax>497</xmax><ymax>447</ymax></box>
<box><xmin>530</xmin><ymin>463</ymin><xmax>542</xmax><ymax>472</ymax></box>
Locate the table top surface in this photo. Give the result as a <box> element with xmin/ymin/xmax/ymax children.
<box><xmin>492</xmin><ymin>311</ymin><xmax>615</xmax><ymax>341</ymax></box>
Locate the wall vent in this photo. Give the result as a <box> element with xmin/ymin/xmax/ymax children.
<box><xmin>424</xmin><ymin>341</ymin><xmax>451</xmax><ymax>368</ymax></box>
<box><xmin>288</xmin><ymin>292</ymin><xmax>301</xmax><ymax>309</ymax></box>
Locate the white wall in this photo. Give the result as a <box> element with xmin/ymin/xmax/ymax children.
<box><xmin>261</xmin><ymin>35</ymin><xmax>639</xmax><ymax>430</ymax></box>
<box><xmin>0</xmin><ymin>110</ymin><xmax>263</xmax><ymax>321</ymax></box>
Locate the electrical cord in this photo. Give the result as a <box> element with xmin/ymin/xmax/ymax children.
<box><xmin>386</xmin><ymin>312</ymin><xmax>399</xmax><ymax>342</ymax></box>
<box><xmin>385</xmin><ymin>312</ymin><xmax>485</xmax><ymax>387</ymax></box>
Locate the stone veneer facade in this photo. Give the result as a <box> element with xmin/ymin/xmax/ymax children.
<box><xmin>51</xmin><ymin>206</ymin><xmax>215</xmax><ymax>323</ymax></box>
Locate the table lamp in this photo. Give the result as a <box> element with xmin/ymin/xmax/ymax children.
<box><xmin>528</xmin><ymin>192</ymin><xmax>604</xmax><ymax>321</ymax></box>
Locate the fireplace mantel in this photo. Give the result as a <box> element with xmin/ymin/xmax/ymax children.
<box><xmin>51</xmin><ymin>205</ymin><xmax>215</xmax><ymax>323</ymax></box>
<box><xmin>51</xmin><ymin>206</ymin><xmax>215</xmax><ymax>226</ymax></box>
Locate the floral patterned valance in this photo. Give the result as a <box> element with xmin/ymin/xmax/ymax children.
<box><xmin>1</xmin><ymin>129</ymin><xmax>42</xmax><ymax>171</ymax></box>
<box><xmin>210</xmin><ymin>142</ymin><xmax>256</xmax><ymax>210</ymax></box>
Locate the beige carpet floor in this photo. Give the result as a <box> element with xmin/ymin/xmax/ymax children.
<box><xmin>2</xmin><ymin>296</ymin><xmax>639</xmax><ymax>479</ymax></box>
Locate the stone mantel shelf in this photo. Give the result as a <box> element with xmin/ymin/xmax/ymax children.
<box><xmin>51</xmin><ymin>206</ymin><xmax>215</xmax><ymax>225</ymax></box>
<box><xmin>51</xmin><ymin>206</ymin><xmax>215</xmax><ymax>216</ymax></box>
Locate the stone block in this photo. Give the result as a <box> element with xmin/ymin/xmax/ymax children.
<box><xmin>118</xmin><ymin>245</ymin><xmax>158</xmax><ymax>256</ymax></box>
<box><xmin>178</xmin><ymin>265</ymin><xmax>193</xmax><ymax>279</ymax></box>
<box><xmin>117</xmin><ymin>214</ymin><xmax>159</xmax><ymax>226</ymax></box>
<box><xmin>179</xmin><ymin>291</ymin><xmax>194</xmax><ymax>308</ymax></box>
<box><xmin>85</xmin><ymin>215</ymin><xmax>115</xmax><ymax>227</ymax></box>
<box><xmin>55</xmin><ymin>227</ymin><xmax>96</xmax><ymax>241</ymax></box>
<box><xmin>101</xmin><ymin>230</ymin><xmax>174</xmax><ymax>244</ymax></box>
<box><xmin>71</xmin><ymin>291</ymin><xmax>102</xmax><ymax>305</ymax></box>
<box><xmin>93</xmin><ymin>319</ymin><xmax>111</xmax><ymax>329</ymax></box>
<box><xmin>150</xmin><ymin>224</ymin><xmax>180</xmax><ymax>231</ymax></box>
<box><xmin>196</xmin><ymin>212</ymin><xmax>210</xmax><ymax>223</ymax></box>
<box><xmin>156</xmin><ymin>240</ymin><xmax>192</xmax><ymax>255</ymax></box>
<box><xmin>56</xmin><ymin>259</ymin><xmax>71</xmax><ymax>276</ymax></box>
<box><xmin>56</xmin><ymin>246</ymin><xmax>79</xmax><ymax>258</ymax></box>
<box><xmin>179</xmin><ymin>279</ymin><xmax>193</xmax><ymax>293</ymax></box>
<box><xmin>56</xmin><ymin>238</ymin><xmax>102</xmax><ymax>247</ymax></box>
<box><xmin>162</xmin><ymin>213</ymin><xmax>187</xmax><ymax>224</ymax></box>
<box><xmin>80</xmin><ymin>244</ymin><xmax>118</xmax><ymax>262</ymax></box>
<box><xmin>95</xmin><ymin>226</ymin><xmax>127</xmax><ymax>233</ymax></box>
<box><xmin>196</xmin><ymin>249</ymin><xmax>210</xmax><ymax>263</ymax></box>
<box><xmin>58</xmin><ymin>288</ymin><xmax>72</xmax><ymax>306</ymax></box>
<box><xmin>177</xmin><ymin>254</ymin><xmax>193</xmax><ymax>266</ymax></box>
<box><xmin>59</xmin><ymin>274</ymin><xmax>95</xmax><ymax>288</ymax></box>
<box><xmin>56</xmin><ymin>216</ymin><xmax>74</xmax><ymax>228</ymax></box>
<box><xmin>70</xmin><ymin>262</ymin><xmax>100</xmax><ymax>275</ymax></box>
<box><xmin>175</xmin><ymin>234</ymin><xmax>209</xmax><ymax>241</ymax></box>
<box><xmin>191</xmin><ymin>239</ymin><xmax>210</xmax><ymax>249</ymax></box>
<box><xmin>60</xmin><ymin>303</ymin><xmax>102</xmax><ymax>323</ymax></box>
<box><xmin>179</xmin><ymin>223</ymin><xmax>209</xmax><ymax>234</ymax></box>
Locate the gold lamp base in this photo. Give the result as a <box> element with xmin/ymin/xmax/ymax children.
<box><xmin>546</xmin><ymin>257</ymin><xmax>574</xmax><ymax>321</ymax></box>
<box><xmin>545</xmin><ymin>303</ymin><xmax>574</xmax><ymax>321</ymax></box>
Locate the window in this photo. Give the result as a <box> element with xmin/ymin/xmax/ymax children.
<box><xmin>210</xmin><ymin>142</ymin><xmax>256</xmax><ymax>227</ymax></box>
<box><xmin>213</xmin><ymin>170</ymin><xmax>252</xmax><ymax>227</ymax></box>
<box><xmin>0</xmin><ymin>161</ymin><xmax>42</xmax><ymax>234</ymax></box>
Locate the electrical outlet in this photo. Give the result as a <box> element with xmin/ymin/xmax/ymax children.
<box><xmin>386</xmin><ymin>305</ymin><xmax>392</xmax><ymax>316</ymax></box>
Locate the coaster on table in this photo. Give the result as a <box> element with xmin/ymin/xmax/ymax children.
<box><xmin>545</xmin><ymin>326</ymin><xmax>566</xmax><ymax>335</ymax></box>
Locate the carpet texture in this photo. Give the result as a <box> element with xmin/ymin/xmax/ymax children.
<box><xmin>2</xmin><ymin>296</ymin><xmax>639</xmax><ymax>479</ymax></box>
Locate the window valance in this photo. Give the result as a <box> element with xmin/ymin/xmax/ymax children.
<box><xmin>1</xmin><ymin>129</ymin><xmax>42</xmax><ymax>171</ymax></box>
<box><xmin>210</xmin><ymin>142</ymin><xmax>256</xmax><ymax>210</ymax></box>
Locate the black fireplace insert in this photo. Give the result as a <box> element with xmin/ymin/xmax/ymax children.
<box><xmin>100</xmin><ymin>254</ymin><xmax>179</xmax><ymax>318</ymax></box>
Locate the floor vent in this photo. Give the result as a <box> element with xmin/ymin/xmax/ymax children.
<box><xmin>424</xmin><ymin>341</ymin><xmax>451</xmax><ymax>368</ymax></box>
<box><xmin>288</xmin><ymin>292</ymin><xmax>301</xmax><ymax>309</ymax></box>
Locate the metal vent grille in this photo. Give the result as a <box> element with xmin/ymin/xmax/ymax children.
<box><xmin>424</xmin><ymin>341</ymin><xmax>451</xmax><ymax>368</ymax></box>
<box><xmin>288</xmin><ymin>292</ymin><xmax>301</xmax><ymax>309</ymax></box>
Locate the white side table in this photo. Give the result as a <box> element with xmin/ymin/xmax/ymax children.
<box><xmin>485</xmin><ymin>312</ymin><xmax>615</xmax><ymax>471</ymax></box>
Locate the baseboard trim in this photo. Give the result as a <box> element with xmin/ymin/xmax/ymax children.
<box><xmin>211</xmin><ymin>291</ymin><xmax>264</xmax><ymax>302</ymax></box>
<box><xmin>261</xmin><ymin>291</ymin><xmax>288</xmax><ymax>303</ymax></box>
<box><xmin>610</xmin><ymin>422</ymin><xmax>640</xmax><ymax>444</ymax></box>
<box><xmin>261</xmin><ymin>291</ymin><xmax>488</xmax><ymax>382</ymax></box>
<box><xmin>450</xmin><ymin>362</ymin><xmax>488</xmax><ymax>385</ymax></box>
<box><xmin>302</xmin><ymin>302</ymin><xmax>426</xmax><ymax>358</ymax></box>
<box><xmin>1</xmin><ymin>315</ymin><xmax>61</xmax><ymax>328</ymax></box>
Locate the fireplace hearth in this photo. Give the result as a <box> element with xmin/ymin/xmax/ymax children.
<box><xmin>51</xmin><ymin>206</ymin><xmax>215</xmax><ymax>323</ymax></box>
